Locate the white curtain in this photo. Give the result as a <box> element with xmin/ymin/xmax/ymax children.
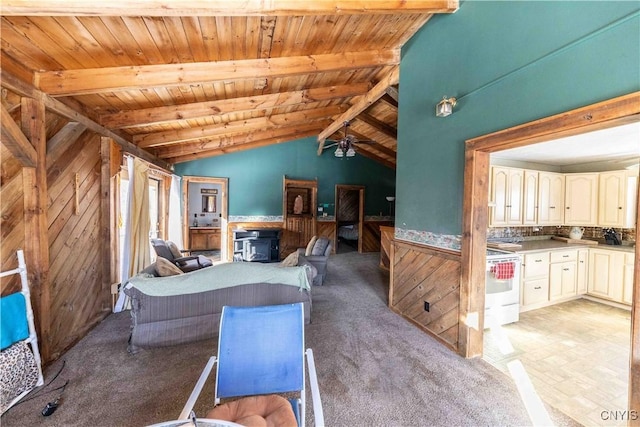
<box><xmin>115</xmin><ymin>157</ymin><xmax>151</xmax><ymax>312</ymax></box>
<box><xmin>168</xmin><ymin>174</ymin><xmax>184</xmax><ymax>249</ymax></box>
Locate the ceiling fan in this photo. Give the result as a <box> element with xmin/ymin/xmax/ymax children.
<box><xmin>323</xmin><ymin>121</ymin><xmax>375</xmax><ymax>158</ymax></box>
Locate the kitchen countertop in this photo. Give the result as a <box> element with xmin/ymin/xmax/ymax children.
<box><xmin>497</xmin><ymin>238</ymin><xmax>635</xmax><ymax>254</ymax></box>
<box><xmin>190</xmin><ymin>226</ymin><xmax>221</xmax><ymax>230</ymax></box>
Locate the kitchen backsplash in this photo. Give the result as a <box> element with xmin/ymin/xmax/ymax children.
<box><xmin>488</xmin><ymin>226</ymin><xmax>636</xmax><ymax>243</ymax></box>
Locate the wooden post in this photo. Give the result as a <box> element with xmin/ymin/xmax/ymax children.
<box><xmin>630</xmin><ymin>177</ymin><xmax>640</xmax><ymax>427</ymax></box>
<box><xmin>100</xmin><ymin>137</ymin><xmax>113</xmax><ymax>309</ymax></box>
<box><xmin>21</xmin><ymin>97</ymin><xmax>51</xmax><ymax>362</ymax></box>
<box><xmin>458</xmin><ymin>149</ymin><xmax>490</xmax><ymax>358</ymax></box>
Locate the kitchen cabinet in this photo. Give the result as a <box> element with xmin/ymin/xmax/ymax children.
<box><xmin>564</xmin><ymin>173</ymin><xmax>598</xmax><ymax>226</ymax></box>
<box><xmin>549</xmin><ymin>250</ymin><xmax>577</xmax><ymax>301</ymax></box>
<box><xmin>576</xmin><ymin>249</ymin><xmax>588</xmax><ymax>294</ymax></box>
<box><xmin>587</xmin><ymin>248</ymin><xmax>625</xmax><ymax>303</ymax></box>
<box><xmin>537</xmin><ymin>172</ymin><xmax>564</xmax><ymax>226</ymax></box>
<box><xmin>190</xmin><ymin>227</ymin><xmax>221</xmax><ymax>250</ymax></box>
<box><xmin>520</xmin><ymin>252</ymin><xmax>550</xmax><ymax>310</ymax></box>
<box><xmin>623</xmin><ymin>252</ymin><xmax>635</xmax><ymax>305</ymax></box>
<box><xmin>598</xmin><ymin>170</ymin><xmax>638</xmax><ymax>228</ymax></box>
<box><xmin>490</xmin><ymin>166</ymin><xmax>524</xmax><ymax>226</ymax></box>
<box><xmin>522</xmin><ymin>170</ymin><xmax>539</xmax><ymax>225</ymax></box>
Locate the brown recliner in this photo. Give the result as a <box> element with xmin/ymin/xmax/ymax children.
<box><xmin>150</xmin><ymin>238</ymin><xmax>213</xmax><ymax>273</ymax></box>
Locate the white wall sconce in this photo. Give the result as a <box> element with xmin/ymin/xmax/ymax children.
<box><xmin>436</xmin><ymin>97</ymin><xmax>457</xmax><ymax>117</ymax></box>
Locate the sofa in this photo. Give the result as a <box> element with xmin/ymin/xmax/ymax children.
<box><xmin>124</xmin><ymin>259</ymin><xmax>316</xmax><ymax>353</ymax></box>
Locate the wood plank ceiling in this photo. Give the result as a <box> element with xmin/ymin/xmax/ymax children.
<box><xmin>1</xmin><ymin>1</ymin><xmax>458</xmax><ymax>170</ymax></box>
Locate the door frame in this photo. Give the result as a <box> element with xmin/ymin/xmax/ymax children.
<box><xmin>335</xmin><ymin>184</ymin><xmax>365</xmax><ymax>253</ymax></box>
<box><xmin>182</xmin><ymin>176</ymin><xmax>229</xmax><ymax>260</ymax></box>
<box><xmin>460</xmin><ymin>91</ymin><xmax>640</xmax><ymax>416</ymax></box>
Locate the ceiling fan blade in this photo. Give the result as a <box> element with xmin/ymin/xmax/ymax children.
<box><xmin>353</xmin><ymin>140</ymin><xmax>376</xmax><ymax>145</ymax></box>
<box><xmin>323</xmin><ymin>142</ymin><xmax>339</xmax><ymax>149</ymax></box>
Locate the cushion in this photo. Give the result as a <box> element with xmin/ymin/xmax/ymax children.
<box><xmin>279</xmin><ymin>251</ymin><xmax>299</xmax><ymax>267</ymax></box>
<box><xmin>304</xmin><ymin>236</ymin><xmax>318</xmax><ymax>256</ymax></box>
<box><xmin>206</xmin><ymin>395</ymin><xmax>297</xmax><ymax>427</ymax></box>
<box><xmin>311</xmin><ymin>237</ymin><xmax>330</xmax><ymax>256</ymax></box>
<box><xmin>155</xmin><ymin>257</ymin><xmax>183</xmax><ymax>277</ymax></box>
<box><xmin>166</xmin><ymin>241</ymin><xmax>182</xmax><ymax>259</ymax></box>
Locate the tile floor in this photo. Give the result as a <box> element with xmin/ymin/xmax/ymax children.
<box><xmin>483</xmin><ymin>298</ymin><xmax>632</xmax><ymax>427</ymax></box>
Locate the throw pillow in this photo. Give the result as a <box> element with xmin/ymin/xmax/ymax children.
<box><xmin>166</xmin><ymin>241</ymin><xmax>182</xmax><ymax>259</ymax></box>
<box><xmin>304</xmin><ymin>236</ymin><xmax>318</xmax><ymax>256</ymax></box>
<box><xmin>279</xmin><ymin>251</ymin><xmax>299</xmax><ymax>267</ymax></box>
<box><xmin>155</xmin><ymin>257</ymin><xmax>183</xmax><ymax>277</ymax></box>
<box><xmin>311</xmin><ymin>237</ymin><xmax>330</xmax><ymax>256</ymax></box>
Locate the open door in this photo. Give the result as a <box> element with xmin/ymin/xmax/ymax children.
<box><xmin>335</xmin><ymin>185</ymin><xmax>365</xmax><ymax>253</ymax></box>
<box><xmin>182</xmin><ymin>176</ymin><xmax>229</xmax><ymax>261</ymax></box>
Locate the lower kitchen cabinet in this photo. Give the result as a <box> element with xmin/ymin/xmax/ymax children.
<box><xmin>522</xmin><ymin>277</ymin><xmax>550</xmax><ymax>307</ymax></box>
<box><xmin>549</xmin><ymin>249</ymin><xmax>578</xmax><ymax>301</ymax></box>
<box><xmin>520</xmin><ymin>252</ymin><xmax>550</xmax><ymax>311</ymax></box>
<box><xmin>588</xmin><ymin>248</ymin><xmax>625</xmax><ymax>303</ymax></box>
<box><xmin>576</xmin><ymin>249</ymin><xmax>589</xmax><ymax>294</ymax></box>
<box><xmin>623</xmin><ymin>252</ymin><xmax>635</xmax><ymax>305</ymax></box>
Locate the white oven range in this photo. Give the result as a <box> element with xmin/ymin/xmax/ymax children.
<box><xmin>485</xmin><ymin>249</ymin><xmax>521</xmax><ymax>328</ymax></box>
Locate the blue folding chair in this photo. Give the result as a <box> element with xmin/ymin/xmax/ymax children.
<box><xmin>178</xmin><ymin>303</ymin><xmax>324</xmax><ymax>427</ymax></box>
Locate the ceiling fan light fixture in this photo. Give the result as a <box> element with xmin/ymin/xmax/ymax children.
<box><xmin>346</xmin><ymin>147</ymin><xmax>356</xmax><ymax>157</ymax></box>
<box><xmin>334</xmin><ymin>146</ymin><xmax>344</xmax><ymax>157</ymax></box>
<box><xmin>436</xmin><ymin>96</ymin><xmax>457</xmax><ymax>117</ymax></box>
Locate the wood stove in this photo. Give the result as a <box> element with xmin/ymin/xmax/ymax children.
<box><xmin>233</xmin><ymin>229</ymin><xmax>281</xmax><ymax>263</ymax></box>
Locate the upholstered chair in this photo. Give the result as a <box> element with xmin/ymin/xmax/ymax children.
<box><xmin>150</xmin><ymin>239</ymin><xmax>213</xmax><ymax>273</ymax></box>
<box><xmin>297</xmin><ymin>236</ymin><xmax>332</xmax><ymax>285</ymax></box>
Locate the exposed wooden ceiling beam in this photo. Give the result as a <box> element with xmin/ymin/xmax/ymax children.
<box><xmin>2</xmin><ymin>1</ymin><xmax>459</xmax><ymax>16</ymax></box>
<box><xmin>356</xmin><ymin>112</ymin><xmax>397</xmax><ymax>139</ymax></box>
<box><xmin>1</xmin><ymin>70</ymin><xmax>172</xmax><ymax>171</ymax></box>
<box><xmin>158</xmin><ymin>121</ymin><xmax>330</xmax><ymax>162</ymax></box>
<box><xmin>46</xmin><ymin>122</ymin><xmax>87</xmax><ymax>162</ymax></box>
<box><xmin>100</xmin><ymin>82</ymin><xmax>370</xmax><ymax>129</ymax></box>
<box><xmin>317</xmin><ymin>65</ymin><xmax>399</xmax><ymax>154</ymax></box>
<box><xmin>35</xmin><ymin>50</ymin><xmax>400</xmax><ymax>96</ymax></box>
<box><xmin>136</xmin><ymin>105</ymin><xmax>344</xmax><ymax>148</ymax></box>
<box><xmin>351</xmin><ymin>146</ymin><xmax>396</xmax><ymax>169</ymax></box>
<box><xmin>385</xmin><ymin>85</ymin><xmax>399</xmax><ymax>104</ymax></box>
<box><xmin>324</xmin><ymin>127</ymin><xmax>396</xmax><ymax>159</ymax></box>
<box><xmin>1</xmin><ymin>102</ymin><xmax>37</xmax><ymax>167</ymax></box>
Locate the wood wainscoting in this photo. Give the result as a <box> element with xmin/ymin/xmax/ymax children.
<box><xmin>362</xmin><ymin>220</ymin><xmax>394</xmax><ymax>253</ymax></box>
<box><xmin>316</xmin><ymin>221</ymin><xmax>337</xmax><ymax>253</ymax></box>
<box><xmin>389</xmin><ymin>239</ymin><xmax>461</xmax><ymax>352</ymax></box>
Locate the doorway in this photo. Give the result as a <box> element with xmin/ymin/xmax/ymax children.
<box><xmin>182</xmin><ymin>176</ymin><xmax>229</xmax><ymax>262</ymax></box>
<box><xmin>461</xmin><ymin>92</ymin><xmax>640</xmax><ymax>422</ymax></box>
<box><xmin>334</xmin><ymin>185</ymin><xmax>365</xmax><ymax>253</ymax></box>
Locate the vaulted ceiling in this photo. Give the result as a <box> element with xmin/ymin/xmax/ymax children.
<box><xmin>1</xmin><ymin>1</ymin><xmax>458</xmax><ymax>170</ymax></box>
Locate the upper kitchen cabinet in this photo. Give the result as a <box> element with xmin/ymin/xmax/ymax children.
<box><xmin>537</xmin><ymin>172</ymin><xmax>565</xmax><ymax>226</ymax></box>
<box><xmin>490</xmin><ymin>166</ymin><xmax>524</xmax><ymax>226</ymax></box>
<box><xmin>598</xmin><ymin>170</ymin><xmax>638</xmax><ymax>228</ymax></box>
<box><xmin>564</xmin><ymin>173</ymin><xmax>599</xmax><ymax>226</ymax></box>
<box><xmin>522</xmin><ymin>170</ymin><xmax>539</xmax><ymax>225</ymax></box>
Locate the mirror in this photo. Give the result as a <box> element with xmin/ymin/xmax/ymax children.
<box><xmin>202</xmin><ymin>195</ymin><xmax>217</xmax><ymax>213</ymax></box>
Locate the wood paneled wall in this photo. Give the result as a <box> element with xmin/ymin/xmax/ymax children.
<box><xmin>316</xmin><ymin>221</ymin><xmax>336</xmax><ymax>253</ymax></box>
<box><xmin>1</xmin><ymin>143</ymin><xmax>25</xmax><ymax>295</ymax></box>
<box><xmin>389</xmin><ymin>240</ymin><xmax>461</xmax><ymax>352</ymax></box>
<box><xmin>1</xmin><ymin>104</ymin><xmax>113</xmax><ymax>363</ymax></box>
<box><xmin>47</xmin><ymin>131</ymin><xmax>111</xmax><ymax>359</ymax></box>
<box><xmin>362</xmin><ymin>220</ymin><xmax>393</xmax><ymax>252</ymax></box>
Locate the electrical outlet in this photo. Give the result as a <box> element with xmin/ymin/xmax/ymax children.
<box><xmin>424</xmin><ymin>301</ymin><xmax>430</xmax><ymax>312</ymax></box>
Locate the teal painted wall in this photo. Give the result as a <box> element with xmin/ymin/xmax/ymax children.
<box><xmin>397</xmin><ymin>1</ymin><xmax>640</xmax><ymax>235</ymax></box>
<box><xmin>174</xmin><ymin>136</ymin><xmax>396</xmax><ymax>216</ymax></box>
